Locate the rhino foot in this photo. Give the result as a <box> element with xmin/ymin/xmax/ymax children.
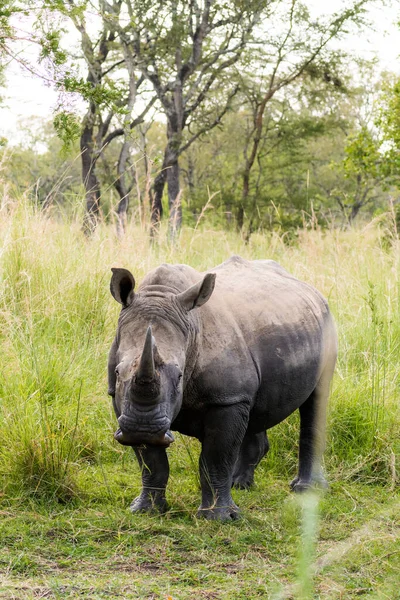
<box><xmin>197</xmin><ymin>503</ymin><xmax>241</xmax><ymax>521</ymax></box>
<box><xmin>130</xmin><ymin>492</ymin><xmax>168</xmax><ymax>515</ymax></box>
<box><xmin>290</xmin><ymin>474</ymin><xmax>329</xmax><ymax>493</ymax></box>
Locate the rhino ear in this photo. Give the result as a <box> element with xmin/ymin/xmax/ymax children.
<box><xmin>177</xmin><ymin>273</ymin><xmax>216</xmax><ymax>311</ymax></box>
<box><xmin>110</xmin><ymin>268</ymin><xmax>136</xmax><ymax>307</ymax></box>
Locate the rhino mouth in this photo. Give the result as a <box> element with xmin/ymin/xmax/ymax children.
<box><xmin>114</xmin><ymin>427</ymin><xmax>174</xmax><ymax>447</ymax></box>
<box><xmin>115</xmin><ymin>411</ymin><xmax>174</xmax><ymax>447</ymax></box>
<box><xmin>114</xmin><ymin>404</ymin><xmax>174</xmax><ymax>447</ymax></box>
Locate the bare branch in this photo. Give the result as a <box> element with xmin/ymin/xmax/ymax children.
<box><xmin>100</xmin><ymin>94</ymin><xmax>157</xmax><ymax>149</ymax></box>
<box><xmin>179</xmin><ymin>0</ymin><xmax>211</xmax><ymax>82</ymax></box>
<box><xmin>102</xmin><ymin>58</ymin><xmax>125</xmax><ymax>77</ymax></box>
<box><xmin>179</xmin><ymin>85</ymin><xmax>239</xmax><ymax>155</ymax></box>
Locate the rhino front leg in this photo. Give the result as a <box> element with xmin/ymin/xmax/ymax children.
<box><xmin>232</xmin><ymin>431</ymin><xmax>269</xmax><ymax>489</ymax></box>
<box><xmin>198</xmin><ymin>402</ymin><xmax>249</xmax><ymax>521</ymax></box>
<box><xmin>131</xmin><ymin>446</ymin><xmax>170</xmax><ymax>514</ymax></box>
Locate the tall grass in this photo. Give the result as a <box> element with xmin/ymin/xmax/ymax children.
<box><xmin>0</xmin><ymin>198</ymin><xmax>398</xmax><ymax>504</ymax></box>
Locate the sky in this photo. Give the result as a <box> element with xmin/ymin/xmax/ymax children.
<box><xmin>1</xmin><ymin>0</ymin><xmax>399</xmax><ymax>146</ymax></box>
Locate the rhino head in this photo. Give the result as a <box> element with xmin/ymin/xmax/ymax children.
<box><xmin>108</xmin><ymin>267</ymin><xmax>216</xmax><ymax>447</ymax></box>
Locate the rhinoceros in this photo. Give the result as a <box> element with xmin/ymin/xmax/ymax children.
<box><xmin>108</xmin><ymin>256</ymin><xmax>337</xmax><ymax>520</ymax></box>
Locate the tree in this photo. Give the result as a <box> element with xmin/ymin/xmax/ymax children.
<box><xmin>35</xmin><ymin>1</ymin><xmax>156</xmax><ymax>234</ymax></box>
<box><xmin>178</xmin><ymin>64</ymin><xmax>400</xmax><ymax>232</ymax></box>
<box><xmin>234</xmin><ymin>0</ymin><xmax>374</xmax><ymax>231</ymax></box>
<box><xmin>117</xmin><ymin>0</ymin><xmax>264</xmax><ymax>236</ymax></box>
<box><xmin>338</xmin><ymin>127</ymin><xmax>383</xmax><ymax>223</ymax></box>
<box><xmin>324</xmin><ymin>69</ymin><xmax>399</xmax><ymax>225</ymax></box>
<box><xmin>374</xmin><ymin>75</ymin><xmax>400</xmax><ymax>205</ymax></box>
<box><xmin>179</xmin><ymin>96</ymin><xmax>343</xmax><ymax>232</ymax></box>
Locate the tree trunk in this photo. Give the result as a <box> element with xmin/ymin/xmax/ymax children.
<box><xmin>349</xmin><ymin>202</ymin><xmax>362</xmax><ymax>224</ymax></box>
<box><xmin>151</xmin><ymin>160</ymin><xmax>166</xmax><ymax>224</ymax></box>
<box><xmin>187</xmin><ymin>151</ymin><xmax>195</xmax><ymax>201</ymax></box>
<box><xmin>239</xmin><ymin>91</ymin><xmax>275</xmax><ymax>232</ymax></box>
<box><xmin>81</xmin><ymin>115</ymin><xmax>101</xmax><ymax>236</ymax></box>
<box><xmin>237</xmin><ymin>168</ymin><xmax>251</xmax><ymax>231</ymax></box>
<box><xmin>167</xmin><ymin>157</ymin><xmax>181</xmax><ymax>239</ymax></box>
<box><xmin>165</xmin><ymin>114</ymin><xmax>182</xmax><ymax>239</ymax></box>
<box><xmin>237</xmin><ymin>205</ymin><xmax>244</xmax><ymax>230</ymax></box>
<box><xmin>151</xmin><ymin>140</ymin><xmax>182</xmax><ymax>240</ymax></box>
<box><xmin>114</xmin><ymin>140</ymin><xmax>133</xmax><ymax>238</ymax></box>
<box><xmin>114</xmin><ymin>178</ymin><xmax>130</xmax><ymax>238</ymax></box>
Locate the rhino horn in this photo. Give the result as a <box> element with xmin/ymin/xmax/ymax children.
<box><xmin>136</xmin><ymin>326</ymin><xmax>155</xmax><ymax>382</ymax></box>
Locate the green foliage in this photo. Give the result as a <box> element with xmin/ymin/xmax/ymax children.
<box><xmin>53</xmin><ymin>111</ymin><xmax>82</xmax><ymax>152</ymax></box>
<box><xmin>180</xmin><ymin>99</ymin><xmax>347</xmax><ymax>231</ymax></box>
<box><xmin>31</xmin><ymin>0</ymin><xmax>135</xmax><ymax>168</ymax></box>
<box><xmin>0</xmin><ymin>2</ymin><xmax>25</xmax><ymax>48</ymax></box>
<box><xmin>61</xmin><ymin>75</ymin><xmax>124</xmax><ymax>109</ymax></box>
<box><xmin>39</xmin><ymin>29</ymin><xmax>67</xmax><ymax>65</ymax></box>
<box><xmin>378</xmin><ymin>79</ymin><xmax>400</xmax><ymax>148</ymax></box>
<box><xmin>0</xmin><ymin>0</ymin><xmax>27</xmax><ymax>96</ymax></box>
<box><xmin>41</xmin><ymin>0</ymin><xmax>87</xmax><ymax>18</ymax></box>
<box><xmin>375</xmin><ymin>77</ymin><xmax>400</xmax><ymax>183</ymax></box>
<box><xmin>344</xmin><ymin>126</ymin><xmax>381</xmax><ymax>179</ymax></box>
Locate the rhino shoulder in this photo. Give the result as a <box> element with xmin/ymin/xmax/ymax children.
<box><xmin>211</xmin><ymin>255</ymin><xmax>249</xmax><ymax>271</ymax></box>
<box><xmin>252</xmin><ymin>259</ymin><xmax>288</xmax><ymax>273</ymax></box>
<box><xmin>212</xmin><ymin>256</ymin><xmax>287</xmax><ymax>275</ymax></box>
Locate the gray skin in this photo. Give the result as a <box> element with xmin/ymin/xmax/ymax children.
<box><xmin>108</xmin><ymin>256</ymin><xmax>337</xmax><ymax>521</ymax></box>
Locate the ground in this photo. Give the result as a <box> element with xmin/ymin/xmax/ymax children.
<box><xmin>0</xmin><ymin>468</ymin><xmax>398</xmax><ymax>599</ymax></box>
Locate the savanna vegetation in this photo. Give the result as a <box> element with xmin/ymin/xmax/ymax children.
<box><xmin>0</xmin><ymin>1</ymin><xmax>400</xmax><ymax>598</ymax></box>
<box><xmin>2</xmin><ymin>0</ymin><xmax>400</xmax><ymax>237</ymax></box>
<box><xmin>0</xmin><ymin>197</ymin><xmax>398</xmax><ymax>598</ymax></box>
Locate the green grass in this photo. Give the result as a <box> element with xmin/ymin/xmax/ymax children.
<box><xmin>0</xmin><ymin>482</ymin><xmax>398</xmax><ymax>599</ymax></box>
<box><xmin>0</xmin><ymin>200</ymin><xmax>399</xmax><ymax>598</ymax></box>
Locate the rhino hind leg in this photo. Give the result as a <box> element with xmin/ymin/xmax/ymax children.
<box><xmin>131</xmin><ymin>446</ymin><xmax>170</xmax><ymax>514</ymax></box>
<box><xmin>232</xmin><ymin>431</ymin><xmax>269</xmax><ymax>490</ymax></box>
<box><xmin>291</xmin><ymin>378</ymin><xmax>330</xmax><ymax>493</ymax></box>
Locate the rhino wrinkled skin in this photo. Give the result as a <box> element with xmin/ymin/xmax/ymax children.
<box><xmin>108</xmin><ymin>256</ymin><xmax>337</xmax><ymax>520</ymax></box>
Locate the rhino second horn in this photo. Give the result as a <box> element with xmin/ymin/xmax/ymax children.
<box><xmin>136</xmin><ymin>326</ymin><xmax>155</xmax><ymax>382</ymax></box>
